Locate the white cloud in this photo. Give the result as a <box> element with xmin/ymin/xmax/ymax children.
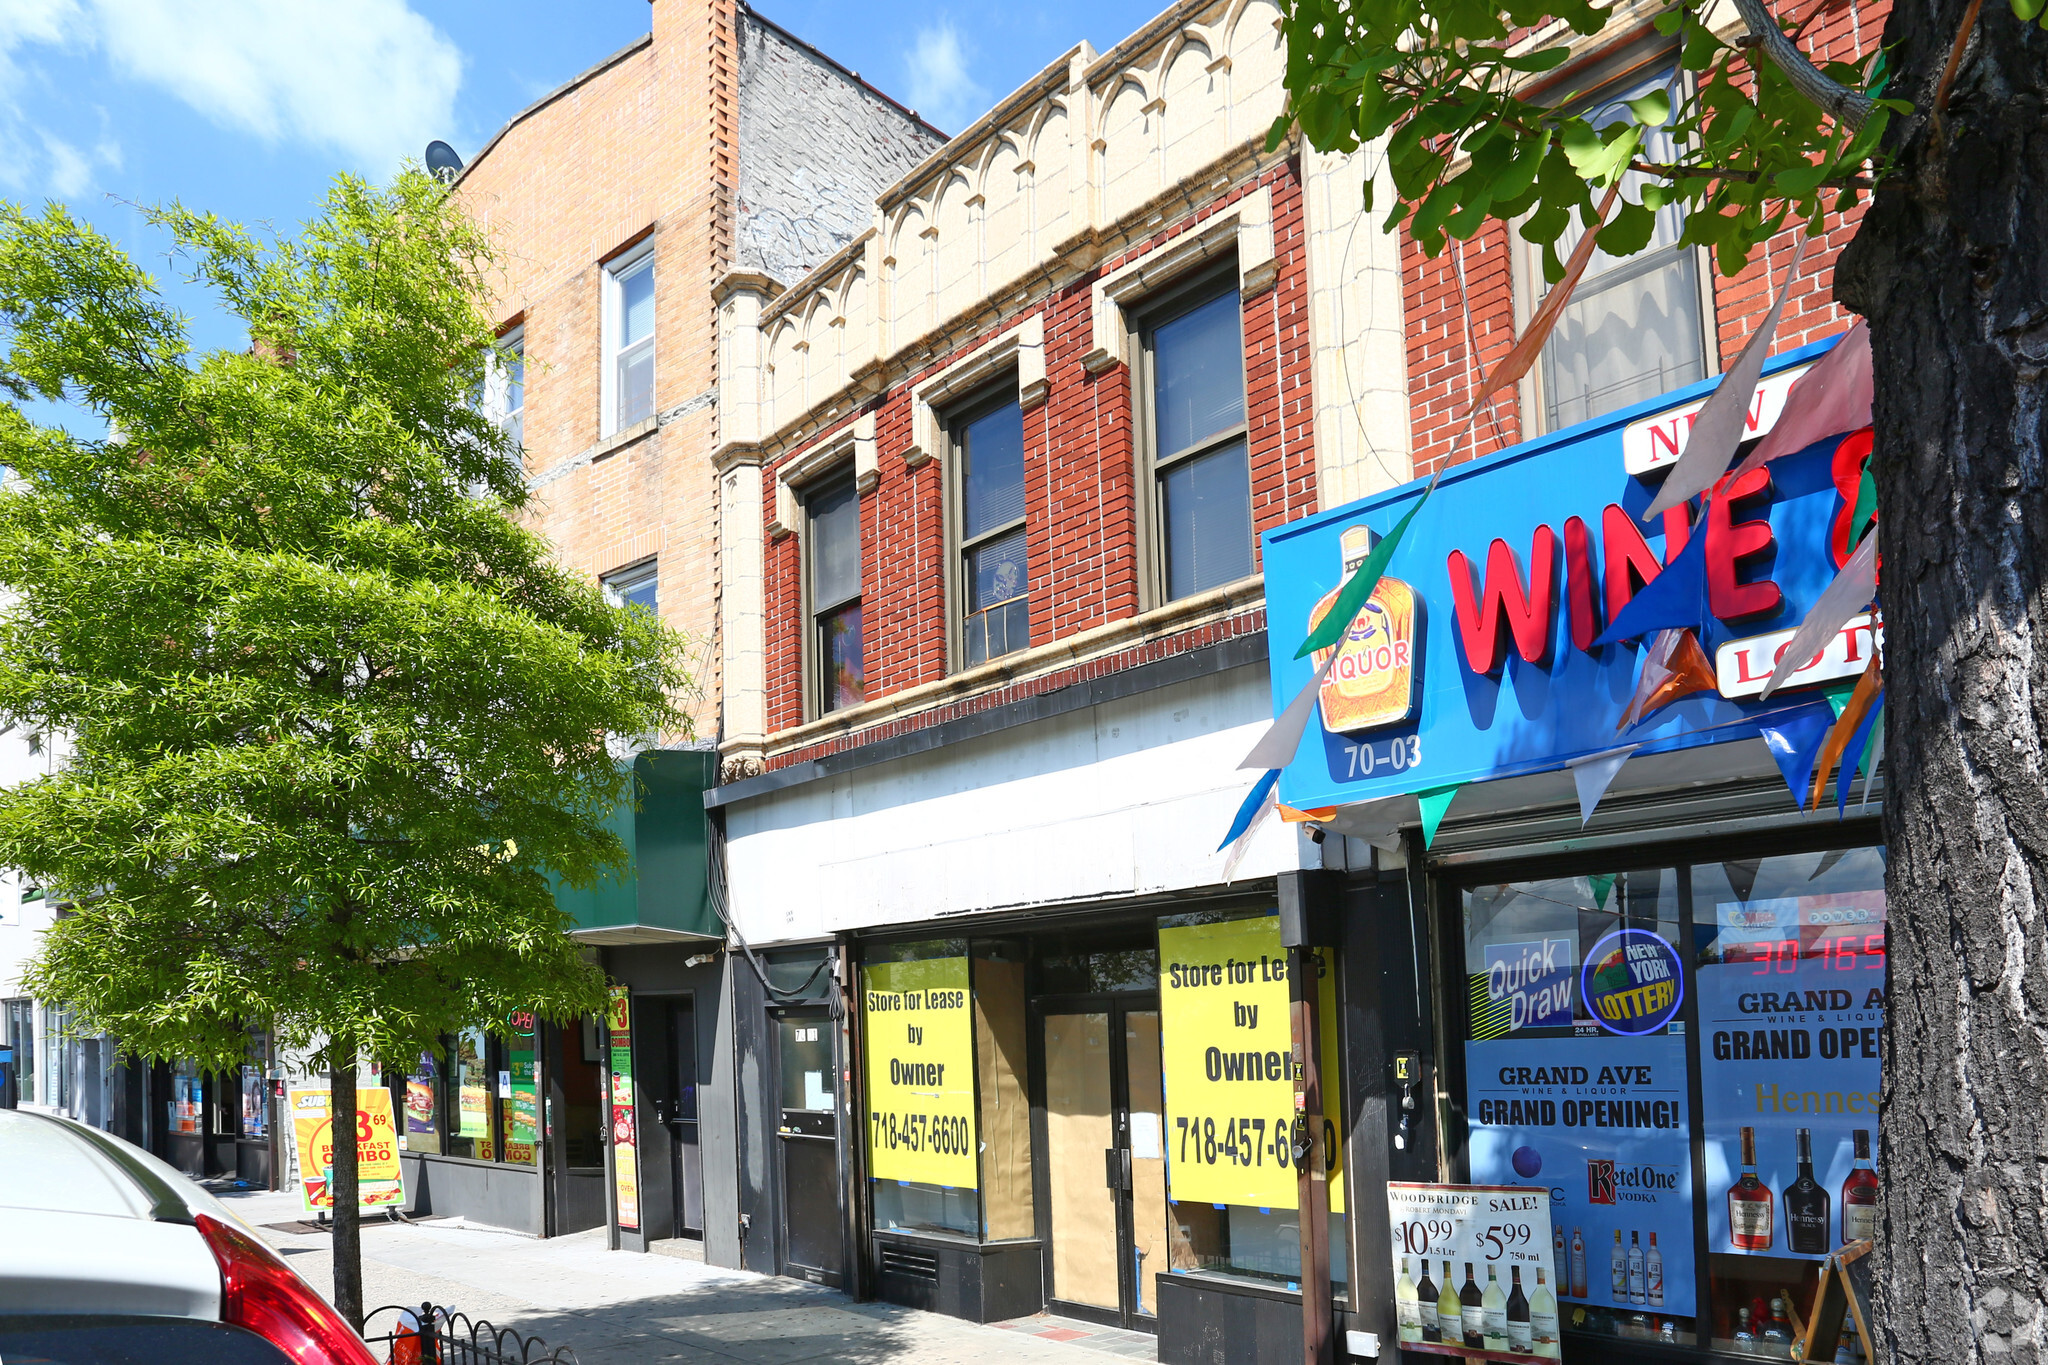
<box><xmin>902</xmin><ymin>21</ymin><xmax>986</xmax><ymax>136</ymax></box>
<box><xmin>84</xmin><ymin>0</ymin><xmax>463</xmax><ymax>172</ymax></box>
<box><xmin>40</xmin><ymin>134</ymin><xmax>92</xmax><ymax>196</ymax></box>
<box><xmin>0</xmin><ymin>0</ymin><xmax>90</xmax><ymax>195</ymax></box>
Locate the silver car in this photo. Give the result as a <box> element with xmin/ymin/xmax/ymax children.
<box><xmin>0</xmin><ymin>1108</ymin><xmax>380</xmax><ymax>1364</ymax></box>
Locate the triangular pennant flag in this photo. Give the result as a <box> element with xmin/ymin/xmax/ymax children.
<box><xmin>1722</xmin><ymin>860</ymin><xmax>1761</xmax><ymax>904</ymax></box>
<box><xmin>1588</xmin><ymin>873</ymin><xmax>1616</xmax><ymax>910</ymax></box>
<box><xmin>1837</xmin><ymin>695</ymin><xmax>1883</xmax><ymax>817</ymax></box>
<box><xmin>1221</xmin><ymin>773</ymin><xmax>1280</xmax><ymax>884</ymax></box>
<box><xmin>1417</xmin><ymin>784</ymin><xmax>1462</xmax><ymax>849</ymax></box>
<box><xmin>1619</xmin><ymin>629</ymin><xmax>1719</xmax><ymax>731</ymax></box>
<box><xmin>1756</xmin><ymin>700</ymin><xmax>1837</xmax><ymax>806</ymax></box>
<box><xmin>1593</xmin><ymin>518</ymin><xmax>1711</xmax><ymax>646</ymax></box>
<box><xmin>1239</xmin><ymin>645</ymin><xmax>1343</xmax><ymax>770</ymax></box>
<box><xmin>1646</xmin><ymin>233</ymin><xmax>1808</xmax><ymax>520</ymax></box>
<box><xmin>1808</xmin><ymin>655</ymin><xmax>1883</xmax><ymax>810</ymax></box>
<box><xmin>1858</xmin><ymin>711</ymin><xmax>1885</xmax><ymax>809</ymax></box>
<box><xmin>1217</xmin><ymin>768</ymin><xmax>1281</xmax><ymax>852</ymax></box>
<box><xmin>1760</xmin><ymin>531</ymin><xmax>1880</xmax><ymax>698</ymax></box>
<box><xmin>1731</xmin><ymin>321</ymin><xmax>1873</xmax><ymax>481</ymax></box>
<box><xmin>1809</xmin><ymin>847</ymin><xmax>1848</xmax><ymax>880</ymax></box>
<box><xmin>1296</xmin><ymin>488</ymin><xmax>1433</xmax><ymax>660</ymax></box>
<box><xmin>1569</xmin><ymin>745</ymin><xmax>1640</xmax><ymax>826</ymax></box>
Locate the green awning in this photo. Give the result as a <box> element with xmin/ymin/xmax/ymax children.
<box><xmin>551</xmin><ymin>749</ymin><xmax>722</xmax><ymax>944</ymax></box>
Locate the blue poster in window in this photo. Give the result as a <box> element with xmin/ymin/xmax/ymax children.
<box><xmin>1476</xmin><ymin>937</ymin><xmax>1577</xmax><ymax>1034</ymax></box>
<box><xmin>1466</xmin><ymin>1033</ymin><xmax>1695</xmax><ymax>1317</ymax></box>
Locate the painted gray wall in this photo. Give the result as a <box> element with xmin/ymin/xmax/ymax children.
<box><xmin>735</xmin><ymin>15</ymin><xmax>946</xmax><ymax>286</ymax></box>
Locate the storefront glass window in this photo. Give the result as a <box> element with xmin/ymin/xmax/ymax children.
<box><xmin>169</xmin><ymin>1057</ymin><xmax>203</xmax><ymax>1136</ymax></box>
<box><xmin>404</xmin><ymin>1051</ymin><xmax>440</xmax><ymax>1153</ymax></box>
<box><xmin>505</xmin><ymin>1012</ymin><xmax>540</xmax><ymax>1166</ymax></box>
<box><xmin>1456</xmin><ymin>849</ymin><xmax>1884</xmax><ymax>1355</ymax></box>
<box><xmin>3</xmin><ymin>999</ymin><xmax>31</xmax><ymax>1103</ymax></box>
<box><xmin>447</xmin><ymin>1028</ymin><xmax>495</xmax><ymax>1161</ymax></box>
<box><xmin>1158</xmin><ymin>911</ymin><xmax>1347</xmax><ymax>1294</ymax></box>
<box><xmin>865</xmin><ymin>939</ymin><xmax>980</xmax><ymax>1237</ymax></box>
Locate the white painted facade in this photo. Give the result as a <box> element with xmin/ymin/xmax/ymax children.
<box><xmin>724</xmin><ymin>663</ymin><xmax>1300</xmax><ymax>946</ymax></box>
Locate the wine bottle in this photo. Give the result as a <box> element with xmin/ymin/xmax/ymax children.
<box><xmin>1530</xmin><ymin>1268</ymin><xmax>1560</xmax><ymax>1359</ymax></box>
<box><xmin>1460</xmin><ymin>1262</ymin><xmax>1485</xmax><ymax>1347</ymax></box>
<box><xmin>1841</xmin><ymin>1127</ymin><xmax>1879</xmax><ymax>1245</ymax></box>
<box><xmin>1569</xmin><ymin>1226</ymin><xmax>1587</xmax><ymax>1298</ymax></box>
<box><xmin>1610</xmin><ymin>1229</ymin><xmax>1627</xmax><ymax>1300</ymax></box>
<box><xmin>1396</xmin><ymin>1255</ymin><xmax>1421</xmax><ymax>1342</ymax></box>
<box><xmin>1627</xmin><ymin>1231</ymin><xmax>1646</xmax><ymax>1305</ymax></box>
<box><xmin>1645</xmin><ymin>1231</ymin><xmax>1664</xmax><ymax>1308</ymax></box>
<box><xmin>1438</xmin><ymin>1260</ymin><xmax>1461</xmax><ymax>1346</ymax></box>
<box><xmin>1416</xmin><ymin>1258</ymin><xmax>1440</xmax><ymax>1342</ymax></box>
<box><xmin>1785</xmin><ymin>1127</ymin><xmax>1832</xmax><ymax>1254</ymax></box>
<box><xmin>1506</xmin><ymin>1265</ymin><xmax>1531</xmax><ymax>1354</ymax></box>
<box><xmin>1553</xmin><ymin>1223</ymin><xmax>1568</xmax><ymax>1294</ymax></box>
<box><xmin>1481</xmin><ymin>1264</ymin><xmax>1508</xmax><ymax>1350</ymax></box>
<box><xmin>1728</xmin><ymin>1125</ymin><xmax>1775</xmax><ymax>1250</ymax></box>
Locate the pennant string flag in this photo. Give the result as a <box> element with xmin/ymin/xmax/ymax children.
<box><xmin>1570</xmin><ymin>745</ymin><xmax>1640</xmax><ymax>826</ymax></box>
<box><xmin>1417</xmin><ymin>784</ymin><xmax>1463</xmax><ymax>849</ymax></box>
<box><xmin>1761</xmin><ymin>530</ymin><xmax>1880</xmax><ymax>698</ymax></box>
<box><xmin>1240</xmin><ymin>644</ymin><xmax>1344</xmax><ymax>771</ymax></box>
<box><xmin>1593</xmin><ymin>516</ymin><xmax>1712</xmax><ymax>646</ymax></box>
<box><xmin>1858</xmin><ymin>710</ymin><xmax>1885</xmax><ymax>809</ymax></box>
<box><xmin>1807</xmin><ymin>654</ymin><xmax>1884</xmax><ymax>810</ymax></box>
<box><xmin>1220</xmin><ymin>769</ymin><xmax>1281</xmax><ymax>883</ymax></box>
<box><xmin>1731</xmin><ymin>319</ymin><xmax>1873</xmax><ymax>481</ymax></box>
<box><xmin>1837</xmin><ymin>694</ymin><xmax>1884</xmax><ymax>817</ymax></box>
<box><xmin>1618</xmin><ymin>628</ymin><xmax>1719</xmax><ymax>731</ymax></box>
<box><xmin>1645</xmin><ymin>232</ymin><xmax>1809</xmax><ymax>521</ymax></box>
<box><xmin>1757</xmin><ymin>700</ymin><xmax>1838</xmax><ymax>807</ymax></box>
<box><xmin>1296</xmin><ymin>487</ymin><xmax>1435</xmax><ymax>660</ymax></box>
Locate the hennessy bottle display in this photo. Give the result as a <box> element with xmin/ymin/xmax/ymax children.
<box><xmin>1438</xmin><ymin>1260</ymin><xmax>1461</xmax><ymax>1345</ymax></box>
<box><xmin>1646</xmin><ymin>1231</ymin><xmax>1664</xmax><ymax>1308</ymax></box>
<box><xmin>1570</xmin><ymin>1227</ymin><xmax>1587</xmax><ymax>1298</ymax></box>
<box><xmin>1627</xmin><ymin>1230</ymin><xmax>1646</xmax><ymax>1305</ymax></box>
<box><xmin>1481</xmin><ymin>1264</ymin><xmax>1509</xmax><ymax>1350</ymax></box>
<box><xmin>1460</xmin><ymin>1262</ymin><xmax>1486</xmax><ymax>1347</ymax></box>
<box><xmin>1396</xmin><ymin>1256</ymin><xmax>1421</xmax><ymax>1342</ymax></box>
<box><xmin>1842</xmin><ymin>1127</ymin><xmax>1880</xmax><ymax>1245</ymax></box>
<box><xmin>1728</xmin><ymin>1125</ymin><xmax>1775</xmax><ymax>1250</ymax></box>
<box><xmin>1506</xmin><ymin>1266</ymin><xmax>1532</xmax><ymax>1354</ymax></box>
<box><xmin>1530</xmin><ymin>1268</ymin><xmax>1560</xmax><ymax>1359</ymax></box>
<box><xmin>1785</xmin><ymin>1127</ymin><xmax>1833</xmax><ymax>1254</ymax></box>
<box><xmin>1416</xmin><ymin>1258</ymin><xmax>1441</xmax><ymax>1342</ymax></box>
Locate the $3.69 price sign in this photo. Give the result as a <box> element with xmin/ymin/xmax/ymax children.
<box><xmin>1386</xmin><ymin>1182</ymin><xmax>1553</xmax><ymax>1284</ymax></box>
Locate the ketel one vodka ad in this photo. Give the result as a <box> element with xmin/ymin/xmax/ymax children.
<box><xmin>1464</xmin><ymin>928</ymin><xmax>1695</xmax><ymax>1317</ymax></box>
<box><xmin>1699</xmin><ymin>894</ymin><xmax>1886</xmax><ymax>1260</ymax></box>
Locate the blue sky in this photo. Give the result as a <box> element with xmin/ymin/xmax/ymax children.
<box><xmin>1</xmin><ymin>0</ymin><xmax>1168</xmax><ymax>381</ymax></box>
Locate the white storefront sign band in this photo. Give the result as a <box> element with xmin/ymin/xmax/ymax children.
<box><xmin>1715</xmin><ymin>613</ymin><xmax>1883</xmax><ymax>699</ymax></box>
<box><xmin>1622</xmin><ymin>364</ymin><xmax>1815</xmax><ymax>476</ymax></box>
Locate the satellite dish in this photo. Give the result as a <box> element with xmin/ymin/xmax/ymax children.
<box><xmin>424</xmin><ymin>141</ymin><xmax>464</xmax><ymax>184</ymax></box>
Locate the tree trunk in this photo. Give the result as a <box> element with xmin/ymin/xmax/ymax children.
<box><xmin>329</xmin><ymin>1056</ymin><xmax>364</xmax><ymax>1331</ymax></box>
<box><xmin>1835</xmin><ymin>5</ymin><xmax>2048</xmax><ymax>1362</ymax></box>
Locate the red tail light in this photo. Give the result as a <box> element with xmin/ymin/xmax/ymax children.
<box><xmin>195</xmin><ymin>1213</ymin><xmax>381</xmax><ymax>1365</ymax></box>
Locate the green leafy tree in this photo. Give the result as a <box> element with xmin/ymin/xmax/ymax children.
<box><xmin>0</xmin><ymin>174</ymin><xmax>686</xmax><ymax>1328</ymax></box>
<box><xmin>1275</xmin><ymin>0</ymin><xmax>2046</xmax><ymax>1356</ymax></box>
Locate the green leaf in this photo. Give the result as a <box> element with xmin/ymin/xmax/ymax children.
<box><xmin>1499</xmin><ymin>45</ymin><xmax>1574</xmax><ymax>72</ymax></box>
<box><xmin>1626</xmin><ymin>87</ymin><xmax>1673</xmax><ymax>127</ymax></box>
<box><xmin>1598</xmin><ymin>200</ymin><xmax>1658</xmax><ymax>256</ymax></box>
<box><xmin>1775</xmin><ymin>160</ymin><xmax>1832</xmax><ymax>198</ymax></box>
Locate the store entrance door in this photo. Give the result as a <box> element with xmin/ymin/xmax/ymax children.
<box><xmin>776</xmin><ymin>1008</ymin><xmax>843</xmax><ymax>1286</ymax></box>
<box><xmin>1038</xmin><ymin>995</ymin><xmax>1166</xmax><ymax>1330</ymax></box>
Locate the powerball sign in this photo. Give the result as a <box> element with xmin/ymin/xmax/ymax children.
<box><xmin>1158</xmin><ymin>915</ymin><xmax>1343</xmax><ymax>1212</ymax></box>
<box><xmin>862</xmin><ymin>956</ymin><xmax>978</xmax><ymax>1189</ymax></box>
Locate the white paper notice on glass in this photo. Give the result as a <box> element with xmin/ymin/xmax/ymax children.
<box><xmin>803</xmin><ymin>1070</ymin><xmax>831</xmax><ymax>1111</ymax></box>
<box><xmin>498</xmin><ymin>1070</ymin><xmax>511</xmax><ymax>1098</ymax></box>
<box><xmin>1129</xmin><ymin>1110</ymin><xmax>1163</xmax><ymax>1160</ymax></box>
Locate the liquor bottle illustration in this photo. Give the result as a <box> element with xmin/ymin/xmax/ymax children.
<box><xmin>1438</xmin><ymin>1261</ymin><xmax>1460</xmax><ymax>1346</ymax></box>
<box><xmin>1553</xmin><ymin>1224</ymin><xmax>1568</xmax><ymax>1291</ymax></box>
<box><xmin>1627</xmin><ymin>1231</ymin><xmax>1646</xmax><ymax>1305</ymax></box>
<box><xmin>1610</xmin><ymin>1229</ymin><xmax>1627</xmax><ymax>1300</ymax></box>
<box><xmin>1569</xmin><ymin>1227</ymin><xmax>1587</xmax><ymax>1298</ymax></box>
<box><xmin>1785</xmin><ymin>1127</ymin><xmax>1832</xmax><ymax>1254</ymax></box>
<box><xmin>1396</xmin><ymin>1255</ymin><xmax>1422</xmax><ymax>1342</ymax></box>
<box><xmin>1460</xmin><ymin>1263</ymin><xmax>1485</xmax><ymax>1347</ymax></box>
<box><xmin>1481</xmin><ymin>1265</ymin><xmax>1509</xmax><ymax>1350</ymax></box>
<box><xmin>1530</xmin><ymin>1268</ymin><xmax>1561</xmax><ymax>1359</ymax></box>
<box><xmin>1646</xmin><ymin>1231</ymin><xmax>1664</xmax><ymax>1308</ymax></box>
<box><xmin>1506</xmin><ymin>1266</ymin><xmax>1532</xmax><ymax>1354</ymax></box>
<box><xmin>1841</xmin><ymin>1128</ymin><xmax>1879</xmax><ymax>1245</ymax></box>
<box><xmin>1307</xmin><ymin>524</ymin><xmax>1421</xmax><ymax>736</ymax></box>
<box><xmin>1416</xmin><ymin>1257</ymin><xmax>1441</xmax><ymax>1341</ymax></box>
<box><xmin>1728</xmin><ymin>1125</ymin><xmax>1775</xmax><ymax>1250</ymax></box>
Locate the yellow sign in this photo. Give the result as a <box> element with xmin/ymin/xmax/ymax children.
<box><xmin>862</xmin><ymin>956</ymin><xmax>977</xmax><ymax>1189</ymax></box>
<box><xmin>289</xmin><ymin>1085</ymin><xmax>405</xmax><ymax>1213</ymax></box>
<box><xmin>1159</xmin><ymin>916</ymin><xmax>1344</xmax><ymax>1212</ymax></box>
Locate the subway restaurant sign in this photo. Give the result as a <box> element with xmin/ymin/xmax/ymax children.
<box><xmin>863</xmin><ymin>956</ymin><xmax>978</xmax><ymax>1189</ymax></box>
<box><xmin>1159</xmin><ymin>916</ymin><xmax>1343</xmax><ymax>1212</ymax></box>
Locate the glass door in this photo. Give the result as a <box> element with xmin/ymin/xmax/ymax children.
<box><xmin>776</xmin><ymin>1008</ymin><xmax>843</xmax><ymax>1286</ymax></box>
<box><xmin>1039</xmin><ymin>995</ymin><xmax>1163</xmax><ymax>1329</ymax></box>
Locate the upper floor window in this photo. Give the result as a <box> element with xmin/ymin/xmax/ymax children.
<box><xmin>604</xmin><ymin>560</ymin><xmax>658</xmax><ymax>617</ymax></box>
<box><xmin>1537</xmin><ymin>66</ymin><xmax>1706</xmax><ymax>432</ymax></box>
<box><xmin>484</xmin><ymin>327</ymin><xmax>524</xmax><ymax>449</ymax></box>
<box><xmin>952</xmin><ymin>392</ymin><xmax>1029</xmax><ymax>667</ymax></box>
<box><xmin>1141</xmin><ymin>275</ymin><xmax>1253</xmax><ymax>603</ymax></box>
<box><xmin>604</xmin><ymin>247</ymin><xmax>655</xmax><ymax>434</ymax></box>
<box><xmin>807</xmin><ymin>474</ymin><xmax>864</xmax><ymax>715</ymax></box>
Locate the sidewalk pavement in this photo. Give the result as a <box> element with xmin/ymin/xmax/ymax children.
<box><xmin>225</xmin><ymin>1189</ymin><xmax>1158</xmax><ymax>1365</ymax></box>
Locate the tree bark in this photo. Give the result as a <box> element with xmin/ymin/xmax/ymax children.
<box><xmin>1835</xmin><ymin>5</ymin><xmax>2048</xmax><ymax>1362</ymax></box>
<box><xmin>329</xmin><ymin>1055</ymin><xmax>364</xmax><ymax>1331</ymax></box>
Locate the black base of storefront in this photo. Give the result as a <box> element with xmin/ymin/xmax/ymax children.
<box><xmin>1155</xmin><ymin>1273</ymin><xmax>1304</xmax><ymax>1364</ymax></box>
<box><xmin>870</xmin><ymin>1229</ymin><xmax>1044</xmax><ymax>1323</ymax></box>
<box><xmin>401</xmin><ymin>1153</ymin><xmax>539</xmax><ymax>1233</ymax></box>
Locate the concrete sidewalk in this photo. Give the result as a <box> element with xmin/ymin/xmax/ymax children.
<box><xmin>226</xmin><ymin>1189</ymin><xmax>1157</xmax><ymax>1364</ymax></box>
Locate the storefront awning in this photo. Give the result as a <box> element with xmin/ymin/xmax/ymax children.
<box><xmin>553</xmin><ymin>749</ymin><xmax>722</xmax><ymax>945</ymax></box>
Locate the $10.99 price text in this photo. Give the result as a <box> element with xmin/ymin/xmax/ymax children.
<box><xmin>1393</xmin><ymin>1218</ymin><xmax>1539</xmax><ymax>1261</ymax></box>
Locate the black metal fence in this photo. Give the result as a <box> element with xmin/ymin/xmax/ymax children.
<box><xmin>362</xmin><ymin>1303</ymin><xmax>579</xmax><ymax>1364</ymax></box>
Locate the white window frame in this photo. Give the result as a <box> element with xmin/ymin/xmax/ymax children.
<box><xmin>603</xmin><ymin>559</ymin><xmax>659</xmax><ymax>616</ymax></box>
<box><xmin>483</xmin><ymin>325</ymin><xmax>524</xmax><ymax>449</ymax></box>
<box><xmin>602</xmin><ymin>242</ymin><xmax>656</xmax><ymax>437</ymax></box>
